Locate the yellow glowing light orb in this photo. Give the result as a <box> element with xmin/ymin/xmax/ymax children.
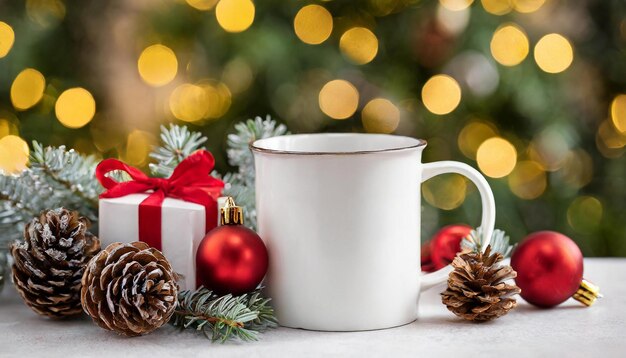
<box><xmin>423</xmin><ymin>174</ymin><xmax>467</xmax><ymax>210</ymax></box>
<box><xmin>216</xmin><ymin>0</ymin><xmax>255</xmax><ymax>33</ymax></box>
<box><xmin>124</xmin><ymin>130</ymin><xmax>154</xmax><ymax>167</ymax></box>
<box><xmin>481</xmin><ymin>0</ymin><xmax>512</xmax><ymax>15</ymax></box>
<box><xmin>476</xmin><ymin>137</ymin><xmax>517</xmax><ymax>178</ymax></box>
<box><xmin>439</xmin><ymin>0</ymin><xmax>474</xmax><ymax>11</ymax></box>
<box><xmin>567</xmin><ymin>196</ymin><xmax>603</xmax><ymax>234</ymax></box>
<box><xmin>362</xmin><ymin>98</ymin><xmax>400</xmax><ymax>134</ymax></box>
<box><xmin>294</xmin><ymin>5</ymin><xmax>333</xmax><ymax>45</ymax></box>
<box><xmin>10</xmin><ymin>69</ymin><xmax>46</xmax><ymax>111</ymax></box>
<box><xmin>0</xmin><ymin>22</ymin><xmax>15</xmax><ymax>58</ymax></box>
<box><xmin>55</xmin><ymin>87</ymin><xmax>96</xmax><ymax>128</ymax></box>
<box><xmin>490</xmin><ymin>24</ymin><xmax>529</xmax><ymax>66</ymax></box>
<box><xmin>513</xmin><ymin>0</ymin><xmax>545</xmax><ymax>13</ymax></box>
<box><xmin>186</xmin><ymin>0</ymin><xmax>218</xmax><ymax>11</ymax></box>
<box><xmin>534</xmin><ymin>33</ymin><xmax>574</xmax><ymax>74</ymax></box>
<box><xmin>339</xmin><ymin>27</ymin><xmax>378</xmax><ymax>65</ymax></box>
<box><xmin>560</xmin><ymin>149</ymin><xmax>593</xmax><ymax>189</ymax></box>
<box><xmin>318</xmin><ymin>80</ymin><xmax>359</xmax><ymax>120</ymax></box>
<box><xmin>508</xmin><ymin>161</ymin><xmax>547</xmax><ymax>199</ymax></box>
<box><xmin>138</xmin><ymin>44</ymin><xmax>178</xmax><ymax>87</ymax></box>
<box><xmin>457</xmin><ymin>120</ymin><xmax>498</xmax><ymax>159</ymax></box>
<box><xmin>201</xmin><ymin>81</ymin><xmax>232</xmax><ymax>119</ymax></box>
<box><xmin>610</xmin><ymin>94</ymin><xmax>626</xmax><ymax>133</ymax></box>
<box><xmin>169</xmin><ymin>84</ymin><xmax>209</xmax><ymax>122</ymax></box>
<box><xmin>421</xmin><ymin>75</ymin><xmax>462</xmax><ymax>115</ymax></box>
<box><xmin>0</xmin><ymin>135</ymin><xmax>29</xmax><ymax>174</ymax></box>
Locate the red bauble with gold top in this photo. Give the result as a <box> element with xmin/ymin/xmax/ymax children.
<box><xmin>196</xmin><ymin>197</ymin><xmax>268</xmax><ymax>295</ymax></box>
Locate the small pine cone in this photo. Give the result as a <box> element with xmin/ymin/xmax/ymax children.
<box><xmin>441</xmin><ymin>246</ymin><xmax>521</xmax><ymax>322</ymax></box>
<box><xmin>11</xmin><ymin>208</ymin><xmax>101</xmax><ymax>318</ymax></box>
<box><xmin>81</xmin><ymin>242</ymin><xmax>178</xmax><ymax>336</ymax></box>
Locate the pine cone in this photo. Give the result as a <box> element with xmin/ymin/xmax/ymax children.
<box><xmin>81</xmin><ymin>242</ymin><xmax>178</xmax><ymax>336</ymax></box>
<box><xmin>441</xmin><ymin>246</ymin><xmax>521</xmax><ymax>322</ymax></box>
<box><xmin>11</xmin><ymin>208</ymin><xmax>101</xmax><ymax>318</ymax></box>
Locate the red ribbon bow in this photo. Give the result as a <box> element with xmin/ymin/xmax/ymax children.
<box><xmin>96</xmin><ymin>150</ymin><xmax>224</xmax><ymax>251</ymax></box>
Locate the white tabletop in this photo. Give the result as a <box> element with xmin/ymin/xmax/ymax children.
<box><xmin>1</xmin><ymin>258</ymin><xmax>624</xmax><ymax>357</ymax></box>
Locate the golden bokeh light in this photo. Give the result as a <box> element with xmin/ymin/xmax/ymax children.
<box><xmin>513</xmin><ymin>0</ymin><xmax>545</xmax><ymax>13</ymax></box>
<box><xmin>481</xmin><ymin>0</ymin><xmax>512</xmax><ymax>15</ymax></box>
<box><xmin>169</xmin><ymin>83</ymin><xmax>210</xmax><ymax>122</ymax></box>
<box><xmin>423</xmin><ymin>174</ymin><xmax>467</xmax><ymax>210</ymax></box>
<box><xmin>421</xmin><ymin>75</ymin><xmax>462</xmax><ymax>115</ymax></box>
<box><xmin>559</xmin><ymin>149</ymin><xmax>593</xmax><ymax>189</ymax></box>
<box><xmin>26</xmin><ymin>0</ymin><xmax>66</xmax><ymax>27</ymax></box>
<box><xmin>458</xmin><ymin>120</ymin><xmax>498</xmax><ymax>159</ymax></box>
<box><xmin>361</xmin><ymin>98</ymin><xmax>400</xmax><ymax>134</ymax></box>
<box><xmin>318</xmin><ymin>79</ymin><xmax>359</xmax><ymax>120</ymax></box>
<box><xmin>567</xmin><ymin>196</ymin><xmax>603</xmax><ymax>234</ymax></box>
<box><xmin>476</xmin><ymin>137</ymin><xmax>517</xmax><ymax>178</ymax></box>
<box><xmin>596</xmin><ymin>120</ymin><xmax>626</xmax><ymax>158</ymax></box>
<box><xmin>610</xmin><ymin>94</ymin><xmax>626</xmax><ymax>133</ymax></box>
<box><xmin>201</xmin><ymin>81</ymin><xmax>232</xmax><ymax>119</ymax></box>
<box><xmin>490</xmin><ymin>24</ymin><xmax>529</xmax><ymax>66</ymax></box>
<box><xmin>11</xmin><ymin>69</ymin><xmax>46</xmax><ymax>111</ymax></box>
<box><xmin>0</xmin><ymin>119</ymin><xmax>17</xmax><ymax>139</ymax></box>
<box><xmin>439</xmin><ymin>0</ymin><xmax>474</xmax><ymax>11</ymax></box>
<box><xmin>508</xmin><ymin>161</ymin><xmax>547</xmax><ymax>199</ymax></box>
<box><xmin>123</xmin><ymin>130</ymin><xmax>155</xmax><ymax>167</ymax></box>
<box><xmin>222</xmin><ymin>58</ymin><xmax>253</xmax><ymax>94</ymax></box>
<box><xmin>138</xmin><ymin>44</ymin><xmax>178</xmax><ymax>87</ymax></box>
<box><xmin>55</xmin><ymin>87</ymin><xmax>96</xmax><ymax>128</ymax></box>
<box><xmin>294</xmin><ymin>5</ymin><xmax>333</xmax><ymax>45</ymax></box>
<box><xmin>339</xmin><ymin>27</ymin><xmax>378</xmax><ymax>65</ymax></box>
<box><xmin>534</xmin><ymin>33</ymin><xmax>574</xmax><ymax>74</ymax></box>
<box><xmin>216</xmin><ymin>0</ymin><xmax>255</xmax><ymax>33</ymax></box>
<box><xmin>0</xmin><ymin>135</ymin><xmax>29</xmax><ymax>174</ymax></box>
<box><xmin>186</xmin><ymin>0</ymin><xmax>218</xmax><ymax>11</ymax></box>
<box><xmin>0</xmin><ymin>21</ymin><xmax>15</xmax><ymax>58</ymax></box>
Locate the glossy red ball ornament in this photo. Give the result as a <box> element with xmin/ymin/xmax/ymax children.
<box><xmin>428</xmin><ymin>224</ymin><xmax>472</xmax><ymax>271</ymax></box>
<box><xmin>511</xmin><ymin>231</ymin><xmax>583</xmax><ymax>307</ymax></box>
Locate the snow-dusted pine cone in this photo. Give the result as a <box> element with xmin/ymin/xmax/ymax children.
<box><xmin>11</xmin><ymin>208</ymin><xmax>101</xmax><ymax>318</ymax></box>
<box><xmin>81</xmin><ymin>241</ymin><xmax>178</xmax><ymax>336</ymax></box>
<box><xmin>441</xmin><ymin>245</ymin><xmax>521</xmax><ymax>322</ymax></box>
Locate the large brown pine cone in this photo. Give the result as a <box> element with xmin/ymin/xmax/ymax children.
<box><xmin>441</xmin><ymin>246</ymin><xmax>521</xmax><ymax>322</ymax></box>
<box><xmin>11</xmin><ymin>208</ymin><xmax>101</xmax><ymax>318</ymax></box>
<box><xmin>81</xmin><ymin>241</ymin><xmax>178</xmax><ymax>336</ymax></box>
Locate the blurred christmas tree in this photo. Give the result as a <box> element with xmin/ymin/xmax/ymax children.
<box><xmin>0</xmin><ymin>0</ymin><xmax>625</xmax><ymax>256</ymax></box>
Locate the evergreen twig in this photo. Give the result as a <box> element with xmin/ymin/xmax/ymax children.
<box><xmin>461</xmin><ymin>227</ymin><xmax>516</xmax><ymax>258</ymax></box>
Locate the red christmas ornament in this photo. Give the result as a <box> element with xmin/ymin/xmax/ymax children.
<box><xmin>196</xmin><ymin>197</ymin><xmax>268</xmax><ymax>295</ymax></box>
<box><xmin>511</xmin><ymin>231</ymin><xmax>601</xmax><ymax>307</ymax></box>
<box><xmin>424</xmin><ymin>224</ymin><xmax>472</xmax><ymax>272</ymax></box>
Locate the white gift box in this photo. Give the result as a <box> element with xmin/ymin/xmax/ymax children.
<box><xmin>99</xmin><ymin>193</ymin><xmax>217</xmax><ymax>290</ymax></box>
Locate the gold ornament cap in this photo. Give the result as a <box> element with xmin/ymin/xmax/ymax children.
<box><xmin>572</xmin><ymin>279</ymin><xmax>603</xmax><ymax>307</ymax></box>
<box><xmin>220</xmin><ymin>196</ymin><xmax>244</xmax><ymax>226</ymax></box>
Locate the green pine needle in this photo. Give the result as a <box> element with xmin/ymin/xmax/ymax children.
<box><xmin>461</xmin><ymin>227</ymin><xmax>516</xmax><ymax>258</ymax></box>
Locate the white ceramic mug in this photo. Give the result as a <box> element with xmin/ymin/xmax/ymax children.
<box><xmin>251</xmin><ymin>133</ymin><xmax>495</xmax><ymax>331</ymax></box>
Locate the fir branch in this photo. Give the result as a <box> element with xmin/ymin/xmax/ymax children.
<box><xmin>149</xmin><ymin>124</ymin><xmax>208</xmax><ymax>178</ymax></box>
<box><xmin>171</xmin><ymin>287</ymin><xmax>277</xmax><ymax>342</ymax></box>
<box><xmin>461</xmin><ymin>227</ymin><xmax>516</xmax><ymax>258</ymax></box>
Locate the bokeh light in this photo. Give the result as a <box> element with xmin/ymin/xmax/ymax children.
<box><xmin>0</xmin><ymin>22</ymin><xmax>15</xmax><ymax>58</ymax></box>
<box><xmin>439</xmin><ymin>0</ymin><xmax>474</xmax><ymax>11</ymax></box>
<box><xmin>123</xmin><ymin>130</ymin><xmax>155</xmax><ymax>167</ymax></box>
<box><xmin>513</xmin><ymin>0</ymin><xmax>545</xmax><ymax>13</ymax></box>
<box><xmin>222</xmin><ymin>58</ymin><xmax>253</xmax><ymax>94</ymax></box>
<box><xmin>339</xmin><ymin>27</ymin><xmax>378</xmax><ymax>65</ymax></box>
<box><xmin>481</xmin><ymin>0</ymin><xmax>512</xmax><ymax>15</ymax></box>
<box><xmin>55</xmin><ymin>87</ymin><xmax>96</xmax><ymax>128</ymax></box>
<box><xmin>0</xmin><ymin>135</ymin><xmax>29</xmax><ymax>174</ymax></box>
<box><xmin>26</xmin><ymin>0</ymin><xmax>66</xmax><ymax>27</ymax></box>
<box><xmin>169</xmin><ymin>83</ymin><xmax>210</xmax><ymax>122</ymax></box>
<box><xmin>476</xmin><ymin>137</ymin><xmax>517</xmax><ymax>178</ymax></box>
<box><xmin>200</xmin><ymin>81</ymin><xmax>232</xmax><ymax>119</ymax></box>
<box><xmin>186</xmin><ymin>0</ymin><xmax>218</xmax><ymax>11</ymax></box>
<box><xmin>10</xmin><ymin>69</ymin><xmax>46</xmax><ymax>111</ymax></box>
<box><xmin>361</xmin><ymin>98</ymin><xmax>400</xmax><ymax>134</ymax></box>
<box><xmin>294</xmin><ymin>5</ymin><xmax>333</xmax><ymax>45</ymax></box>
<box><xmin>421</xmin><ymin>75</ymin><xmax>462</xmax><ymax>115</ymax></box>
<box><xmin>490</xmin><ymin>23</ymin><xmax>529</xmax><ymax>66</ymax></box>
<box><xmin>610</xmin><ymin>94</ymin><xmax>626</xmax><ymax>133</ymax></box>
<box><xmin>137</xmin><ymin>44</ymin><xmax>178</xmax><ymax>87</ymax></box>
<box><xmin>436</xmin><ymin>3</ymin><xmax>470</xmax><ymax>35</ymax></box>
<box><xmin>567</xmin><ymin>196</ymin><xmax>603</xmax><ymax>234</ymax></box>
<box><xmin>0</xmin><ymin>116</ymin><xmax>18</xmax><ymax>139</ymax></box>
<box><xmin>318</xmin><ymin>80</ymin><xmax>359</xmax><ymax>120</ymax></box>
<box><xmin>457</xmin><ymin>120</ymin><xmax>498</xmax><ymax>159</ymax></box>
<box><xmin>558</xmin><ymin>149</ymin><xmax>593</xmax><ymax>189</ymax></box>
<box><xmin>508</xmin><ymin>161</ymin><xmax>547</xmax><ymax>199</ymax></box>
<box><xmin>216</xmin><ymin>0</ymin><xmax>255</xmax><ymax>33</ymax></box>
<box><xmin>528</xmin><ymin>129</ymin><xmax>570</xmax><ymax>171</ymax></box>
<box><xmin>534</xmin><ymin>33</ymin><xmax>574</xmax><ymax>73</ymax></box>
<box><xmin>596</xmin><ymin>120</ymin><xmax>626</xmax><ymax>158</ymax></box>
<box><xmin>423</xmin><ymin>174</ymin><xmax>467</xmax><ymax>210</ymax></box>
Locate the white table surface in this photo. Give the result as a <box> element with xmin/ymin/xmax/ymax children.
<box><xmin>1</xmin><ymin>258</ymin><xmax>624</xmax><ymax>358</ymax></box>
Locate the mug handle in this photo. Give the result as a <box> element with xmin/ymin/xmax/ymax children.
<box><xmin>419</xmin><ymin>161</ymin><xmax>496</xmax><ymax>291</ymax></box>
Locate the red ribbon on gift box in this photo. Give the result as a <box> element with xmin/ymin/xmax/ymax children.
<box><xmin>95</xmin><ymin>150</ymin><xmax>224</xmax><ymax>251</ymax></box>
